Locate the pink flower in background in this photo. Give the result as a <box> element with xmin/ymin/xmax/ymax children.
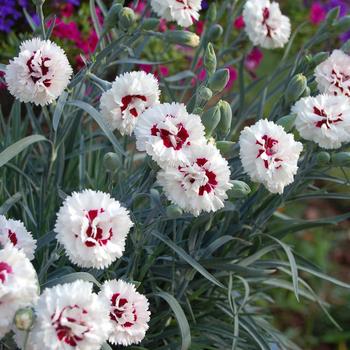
<box><xmin>159</xmin><ymin>18</ymin><xmax>168</xmax><ymax>32</ymax></box>
<box><xmin>245</xmin><ymin>47</ymin><xmax>264</xmax><ymax>77</ymax></box>
<box><xmin>225</xmin><ymin>66</ymin><xmax>238</xmax><ymax>90</ymax></box>
<box><xmin>310</xmin><ymin>3</ymin><xmax>326</xmax><ymax>25</ymax></box>
<box><xmin>139</xmin><ymin>64</ymin><xmax>170</xmax><ymax>80</ymax></box>
<box><xmin>195</xmin><ymin>20</ymin><xmax>204</xmax><ymax>35</ymax></box>
<box><xmin>61</xmin><ymin>3</ymin><xmax>74</xmax><ymax>18</ymax></box>
<box><xmin>130</xmin><ymin>0</ymin><xmax>147</xmax><ymax>13</ymax></box>
<box><xmin>234</xmin><ymin>15</ymin><xmax>245</xmax><ymax>30</ymax></box>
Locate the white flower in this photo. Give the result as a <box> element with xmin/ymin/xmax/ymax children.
<box><xmin>15</xmin><ymin>280</ymin><xmax>111</xmax><ymax>350</ymax></box>
<box><xmin>239</xmin><ymin>119</ymin><xmax>303</xmax><ymax>194</ymax></box>
<box><xmin>0</xmin><ymin>245</ymin><xmax>38</xmax><ymax>339</ymax></box>
<box><xmin>315</xmin><ymin>49</ymin><xmax>350</xmax><ymax>98</ymax></box>
<box><xmin>135</xmin><ymin>103</ymin><xmax>206</xmax><ymax>167</ymax></box>
<box><xmin>151</xmin><ymin>0</ymin><xmax>201</xmax><ymax>27</ymax></box>
<box><xmin>55</xmin><ymin>190</ymin><xmax>133</xmax><ymax>269</ymax></box>
<box><xmin>157</xmin><ymin>143</ymin><xmax>232</xmax><ymax>216</ymax></box>
<box><xmin>100</xmin><ymin>71</ymin><xmax>160</xmax><ymax>136</ymax></box>
<box><xmin>100</xmin><ymin>279</ymin><xmax>150</xmax><ymax>346</ymax></box>
<box><xmin>292</xmin><ymin>94</ymin><xmax>350</xmax><ymax>149</ymax></box>
<box><xmin>243</xmin><ymin>0</ymin><xmax>291</xmax><ymax>49</ymax></box>
<box><xmin>5</xmin><ymin>38</ymin><xmax>72</xmax><ymax>106</ymax></box>
<box><xmin>0</xmin><ymin>215</ymin><xmax>36</xmax><ymax>260</ymax></box>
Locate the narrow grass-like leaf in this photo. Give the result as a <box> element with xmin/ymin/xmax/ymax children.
<box><xmin>0</xmin><ymin>192</ymin><xmax>22</xmax><ymax>215</ymax></box>
<box><xmin>0</xmin><ymin>135</ymin><xmax>48</xmax><ymax>168</ymax></box>
<box><xmin>42</xmin><ymin>272</ymin><xmax>101</xmax><ymax>289</ymax></box>
<box><xmin>155</xmin><ymin>291</ymin><xmax>191</xmax><ymax>350</ymax></box>
<box><xmin>68</xmin><ymin>100</ymin><xmax>125</xmax><ymax>155</ymax></box>
<box><xmin>53</xmin><ymin>91</ymin><xmax>68</xmax><ymax>131</ymax></box>
<box><xmin>151</xmin><ymin>230</ymin><xmax>225</xmax><ymax>289</ymax></box>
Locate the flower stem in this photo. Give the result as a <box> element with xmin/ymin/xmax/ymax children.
<box><xmin>36</xmin><ymin>2</ymin><xmax>46</xmax><ymax>40</ymax></box>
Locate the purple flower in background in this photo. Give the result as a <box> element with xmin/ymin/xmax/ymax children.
<box><xmin>0</xmin><ymin>0</ymin><xmax>20</xmax><ymax>32</ymax></box>
<box><xmin>201</xmin><ymin>0</ymin><xmax>208</xmax><ymax>10</ymax></box>
<box><xmin>66</xmin><ymin>0</ymin><xmax>80</xmax><ymax>5</ymax></box>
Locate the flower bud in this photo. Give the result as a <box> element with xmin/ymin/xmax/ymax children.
<box><xmin>207</xmin><ymin>24</ymin><xmax>223</xmax><ymax>42</ymax></box>
<box><xmin>164</xmin><ymin>30</ymin><xmax>200</xmax><ymax>47</ymax></box>
<box><xmin>197</xmin><ymin>86</ymin><xmax>212</xmax><ymax>102</ymax></box>
<box><xmin>166</xmin><ymin>204</ymin><xmax>183</xmax><ymax>219</ymax></box>
<box><xmin>331</xmin><ymin>152</ymin><xmax>350</xmax><ymax>166</ymax></box>
<box><xmin>316</xmin><ymin>151</ymin><xmax>331</xmax><ymax>165</ymax></box>
<box><xmin>216</xmin><ymin>141</ymin><xmax>236</xmax><ymax>159</ymax></box>
<box><xmin>141</xmin><ymin>18</ymin><xmax>160</xmax><ymax>31</ymax></box>
<box><xmin>14</xmin><ymin>308</ymin><xmax>34</xmax><ymax>331</ymax></box>
<box><xmin>204</xmin><ymin>43</ymin><xmax>217</xmax><ymax>76</ymax></box>
<box><xmin>113</xmin><ymin>0</ymin><xmax>125</xmax><ymax>4</ymax></box>
<box><xmin>201</xmin><ymin>104</ymin><xmax>221</xmax><ymax>136</ymax></box>
<box><xmin>217</xmin><ymin>100</ymin><xmax>232</xmax><ymax>135</ymax></box>
<box><xmin>285</xmin><ymin>74</ymin><xmax>307</xmax><ymax>104</ymax></box>
<box><xmin>103</xmin><ymin>152</ymin><xmax>122</xmax><ymax>172</ymax></box>
<box><xmin>332</xmin><ymin>16</ymin><xmax>350</xmax><ymax>33</ymax></box>
<box><xmin>105</xmin><ymin>3</ymin><xmax>122</xmax><ymax>29</ymax></box>
<box><xmin>311</xmin><ymin>52</ymin><xmax>329</xmax><ymax>66</ymax></box>
<box><xmin>193</xmin><ymin>106</ymin><xmax>204</xmax><ymax>114</ymax></box>
<box><xmin>228</xmin><ymin>180</ymin><xmax>251</xmax><ymax>199</ymax></box>
<box><xmin>208</xmin><ymin>68</ymin><xmax>230</xmax><ymax>94</ymax></box>
<box><xmin>118</xmin><ymin>7</ymin><xmax>136</xmax><ymax>29</ymax></box>
<box><xmin>276</xmin><ymin>114</ymin><xmax>296</xmax><ymax>132</ymax></box>
<box><xmin>206</xmin><ymin>3</ymin><xmax>217</xmax><ymax>23</ymax></box>
<box><xmin>326</xmin><ymin>6</ymin><xmax>339</xmax><ymax>24</ymax></box>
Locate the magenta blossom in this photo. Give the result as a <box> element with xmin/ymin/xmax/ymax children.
<box><xmin>310</xmin><ymin>3</ymin><xmax>326</xmax><ymax>25</ymax></box>
<box><xmin>245</xmin><ymin>47</ymin><xmax>264</xmax><ymax>78</ymax></box>
<box><xmin>234</xmin><ymin>15</ymin><xmax>245</xmax><ymax>30</ymax></box>
<box><xmin>225</xmin><ymin>66</ymin><xmax>238</xmax><ymax>90</ymax></box>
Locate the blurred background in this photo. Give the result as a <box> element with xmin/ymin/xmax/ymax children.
<box><xmin>0</xmin><ymin>1</ymin><xmax>349</xmax><ymax>349</ymax></box>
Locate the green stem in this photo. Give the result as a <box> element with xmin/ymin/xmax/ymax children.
<box><xmin>36</xmin><ymin>2</ymin><xmax>46</xmax><ymax>40</ymax></box>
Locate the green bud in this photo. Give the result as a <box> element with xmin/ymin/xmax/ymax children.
<box><xmin>206</xmin><ymin>3</ymin><xmax>217</xmax><ymax>23</ymax></box>
<box><xmin>308</xmin><ymin>80</ymin><xmax>319</xmax><ymax>94</ymax></box>
<box><xmin>326</xmin><ymin>6</ymin><xmax>340</xmax><ymax>24</ymax></box>
<box><xmin>14</xmin><ymin>308</ymin><xmax>34</xmax><ymax>331</ymax></box>
<box><xmin>301</xmin><ymin>86</ymin><xmax>311</xmax><ymax>97</ymax></box>
<box><xmin>276</xmin><ymin>114</ymin><xmax>296</xmax><ymax>132</ymax></box>
<box><xmin>332</xmin><ymin>15</ymin><xmax>350</xmax><ymax>33</ymax></box>
<box><xmin>204</xmin><ymin>43</ymin><xmax>217</xmax><ymax>76</ymax></box>
<box><xmin>311</xmin><ymin>52</ymin><xmax>329</xmax><ymax>66</ymax></box>
<box><xmin>201</xmin><ymin>104</ymin><xmax>221</xmax><ymax>136</ymax></box>
<box><xmin>228</xmin><ymin>180</ymin><xmax>251</xmax><ymax>199</ymax></box>
<box><xmin>113</xmin><ymin>0</ymin><xmax>125</xmax><ymax>5</ymax></box>
<box><xmin>216</xmin><ymin>141</ymin><xmax>236</xmax><ymax>159</ymax></box>
<box><xmin>141</xmin><ymin>18</ymin><xmax>160</xmax><ymax>31</ymax></box>
<box><xmin>164</xmin><ymin>30</ymin><xmax>200</xmax><ymax>47</ymax></box>
<box><xmin>118</xmin><ymin>7</ymin><xmax>136</xmax><ymax>29</ymax></box>
<box><xmin>217</xmin><ymin>100</ymin><xmax>232</xmax><ymax>135</ymax></box>
<box><xmin>103</xmin><ymin>152</ymin><xmax>122</xmax><ymax>172</ymax></box>
<box><xmin>316</xmin><ymin>151</ymin><xmax>331</xmax><ymax>165</ymax></box>
<box><xmin>331</xmin><ymin>152</ymin><xmax>350</xmax><ymax>166</ymax></box>
<box><xmin>105</xmin><ymin>3</ymin><xmax>122</xmax><ymax>29</ymax></box>
<box><xmin>285</xmin><ymin>74</ymin><xmax>307</xmax><ymax>104</ymax></box>
<box><xmin>208</xmin><ymin>68</ymin><xmax>229</xmax><ymax>94</ymax></box>
<box><xmin>166</xmin><ymin>204</ymin><xmax>183</xmax><ymax>219</ymax></box>
<box><xmin>197</xmin><ymin>86</ymin><xmax>213</xmax><ymax>102</ymax></box>
<box><xmin>207</xmin><ymin>24</ymin><xmax>223</xmax><ymax>42</ymax></box>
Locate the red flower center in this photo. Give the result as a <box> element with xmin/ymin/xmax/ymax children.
<box><xmin>83</xmin><ymin>209</ymin><xmax>113</xmax><ymax>247</ymax></box>
<box><xmin>313</xmin><ymin>106</ymin><xmax>343</xmax><ymax>129</ymax></box>
<box><xmin>175</xmin><ymin>0</ymin><xmax>192</xmax><ymax>9</ymax></box>
<box><xmin>26</xmin><ymin>52</ymin><xmax>52</xmax><ymax>87</ymax></box>
<box><xmin>151</xmin><ymin>121</ymin><xmax>190</xmax><ymax>150</ymax></box>
<box><xmin>121</xmin><ymin>95</ymin><xmax>147</xmax><ymax>117</ymax></box>
<box><xmin>8</xmin><ymin>230</ymin><xmax>17</xmax><ymax>246</ymax></box>
<box><xmin>330</xmin><ymin>69</ymin><xmax>350</xmax><ymax>97</ymax></box>
<box><xmin>110</xmin><ymin>293</ymin><xmax>137</xmax><ymax>328</ymax></box>
<box><xmin>0</xmin><ymin>261</ymin><xmax>12</xmax><ymax>284</ymax></box>
<box><xmin>51</xmin><ymin>305</ymin><xmax>89</xmax><ymax>347</ymax></box>
<box><xmin>180</xmin><ymin>158</ymin><xmax>218</xmax><ymax>196</ymax></box>
<box><xmin>256</xmin><ymin>135</ymin><xmax>282</xmax><ymax>169</ymax></box>
<box><xmin>262</xmin><ymin>7</ymin><xmax>274</xmax><ymax>38</ymax></box>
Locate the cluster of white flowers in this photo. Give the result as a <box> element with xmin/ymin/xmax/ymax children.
<box><xmin>12</xmin><ymin>279</ymin><xmax>150</xmax><ymax>350</ymax></box>
<box><xmin>5</xmin><ymin>38</ymin><xmax>72</xmax><ymax>106</ymax></box>
<box><xmin>134</xmin><ymin>102</ymin><xmax>233</xmax><ymax>216</ymax></box>
<box><xmin>243</xmin><ymin>0</ymin><xmax>291</xmax><ymax>49</ymax></box>
<box><xmin>151</xmin><ymin>0</ymin><xmax>201</xmax><ymax>27</ymax></box>
<box><xmin>0</xmin><ymin>245</ymin><xmax>39</xmax><ymax>338</ymax></box>
<box><xmin>292</xmin><ymin>49</ymin><xmax>350</xmax><ymax>149</ymax></box>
